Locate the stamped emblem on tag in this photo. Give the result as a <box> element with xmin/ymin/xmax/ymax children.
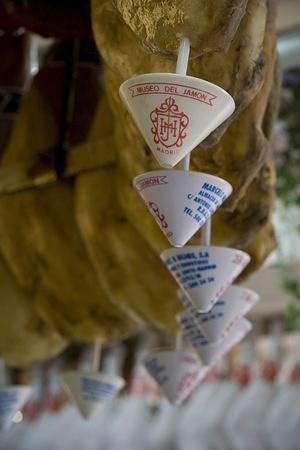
<box><xmin>150</xmin><ymin>97</ymin><xmax>189</xmax><ymax>148</ymax></box>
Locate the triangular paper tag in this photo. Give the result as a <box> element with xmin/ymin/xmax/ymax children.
<box><xmin>0</xmin><ymin>386</ymin><xmax>31</xmax><ymax>430</ymax></box>
<box><xmin>134</xmin><ymin>170</ymin><xmax>232</xmax><ymax>247</ymax></box>
<box><xmin>61</xmin><ymin>371</ymin><xmax>124</xmax><ymax>420</ymax></box>
<box><xmin>178</xmin><ymin>286</ymin><xmax>259</xmax><ymax>342</ymax></box>
<box><xmin>144</xmin><ymin>349</ymin><xmax>209</xmax><ymax>405</ymax></box>
<box><xmin>120</xmin><ymin>73</ymin><xmax>235</xmax><ymax>168</ymax></box>
<box><xmin>178</xmin><ymin>312</ymin><xmax>252</xmax><ymax>366</ymax></box>
<box><xmin>161</xmin><ymin>246</ymin><xmax>250</xmax><ymax>311</ymax></box>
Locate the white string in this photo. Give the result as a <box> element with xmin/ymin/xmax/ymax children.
<box><xmin>176</xmin><ymin>37</ymin><xmax>191</xmax><ymax>172</ymax></box>
<box><xmin>92</xmin><ymin>340</ymin><xmax>102</xmax><ymax>372</ymax></box>
<box><xmin>176</xmin><ymin>332</ymin><xmax>183</xmax><ymax>351</ymax></box>
<box><xmin>175</xmin><ymin>38</ymin><xmax>211</xmax><ymax>352</ymax></box>
<box><xmin>201</xmin><ymin>217</ymin><xmax>211</xmax><ymax>246</ymax></box>
<box><xmin>0</xmin><ymin>359</ymin><xmax>6</xmax><ymax>386</ymax></box>
<box><xmin>179</xmin><ymin>152</ymin><xmax>190</xmax><ymax>171</ymax></box>
<box><xmin>176</xmin><ymin>37</ymin><xmax>191</xmax><ymax>77</ymax></box>
<box><xmin>175</xmin><ymin>37</ymin><xmax>212</xmax><ymax>245</ymax></box>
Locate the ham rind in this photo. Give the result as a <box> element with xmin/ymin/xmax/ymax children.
<box><xmin>113</xmin><ymin>0</ymin><xmax>249</xmax><ymax>58</ymax></box>
<box><xmin>0</xmin><ymin>41</ymin><xmax>138</xmax><ymax>347</ymax></box>
<box><xmin>0</xmin><ymin>254</ymin><xmax>66</xmax><ymax>367</ymax></box>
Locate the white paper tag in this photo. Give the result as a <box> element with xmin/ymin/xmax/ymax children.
<box><xmin>134</xmin><ymin>170</ymin><xmax>232</xmax><ymax>247</ymax></box>
<box><xmin>162</xmin><ymin>246</ymin><xmax>250</xmax><ymax>311</ymax></box>
<box><xmin>144</xmin><ymin>350</ymin><xmax>209</xmax><ymax>405</ymax></box>
<box><xmin>178</xmin><ymin>286</ymin><xmax>259</xmax><ymax>342</ymax></box>
<box><xmin>62</xmin><ymin>371</ymin><xmax>124</xmax><ymax>419</ymax></box>
<box><xmin>120</xmin><ymin>73</ymin><xmax>235</xmax><ymax>167</ymax></box>
<box><xmin>178</xmin><ymin>312</ymin><xmax>252</xmax><ymax>365</ymax></box>
<box><xmin>0</xmin><ymin>386</ymin><xmax>31</xmax><ymax>430</ymax></box>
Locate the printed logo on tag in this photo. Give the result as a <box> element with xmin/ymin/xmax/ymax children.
<box><xmin>150</xmin><ymin>97</ymin><xmax>189</xmax><ymax>148</ymax></box>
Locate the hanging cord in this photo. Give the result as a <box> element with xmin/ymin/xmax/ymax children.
<box><xmin>176</xmin><ymin>37</ymin><xmax>191</xmax><ymax>171</ymax></box>
<box><xmin>175</xmin><ymin>332</ymin><xmax>183</xmax><ymax>351</ymax></box>
<box><xmin>92</xmin><ymin>340</ymin><xmax>102</xmax><ymax>372</ymax></box>
<box><xmin>175</xmin><ymin>37</ymin><xmax>212</xmax><ymax>245</ymax></box>
<box><xmin>201</xmin><ymin>216</ymin><xmax>211</xmax><ymax>246</ymax></box>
